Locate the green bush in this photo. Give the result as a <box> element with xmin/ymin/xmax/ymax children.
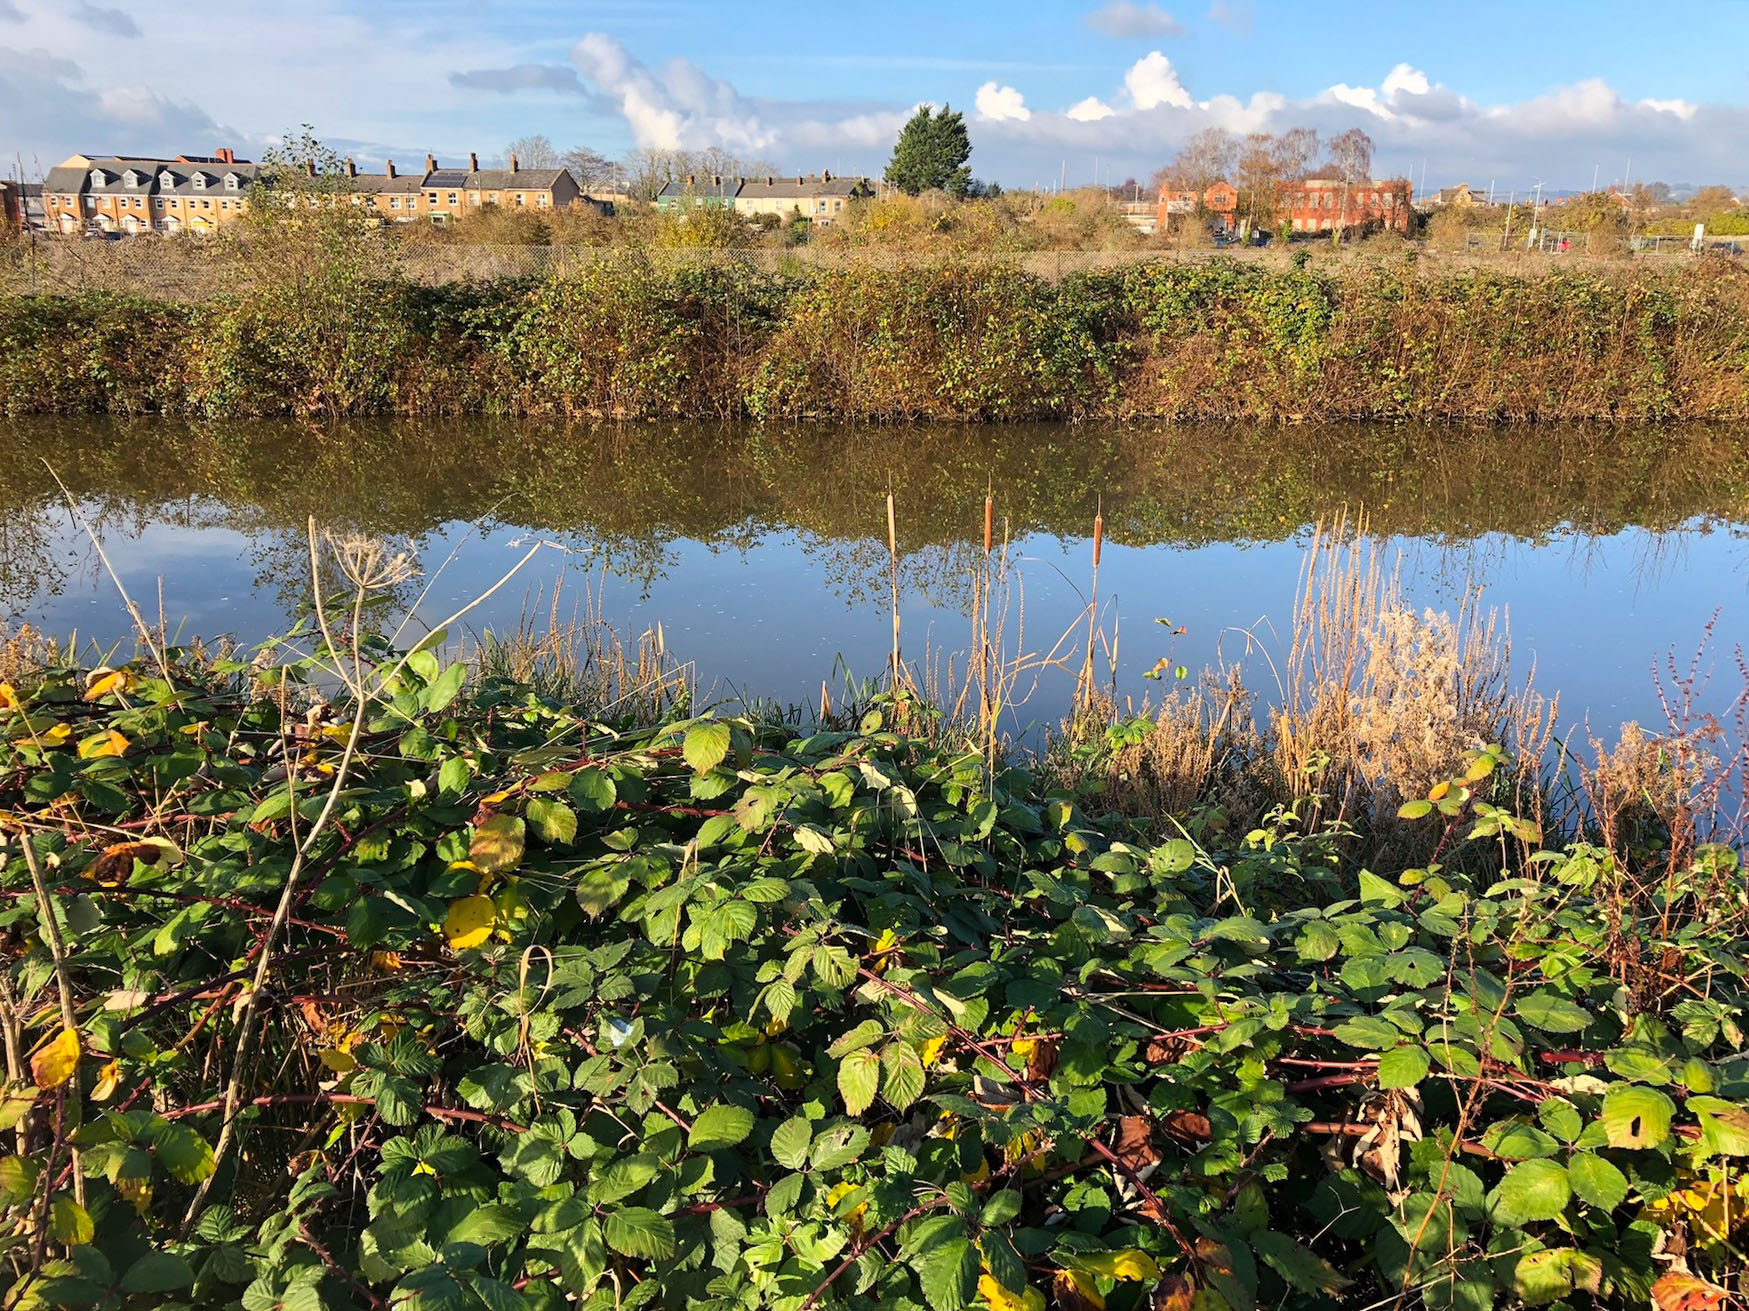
<box><xmin>2</xmin><ymin>643</ymin><xmax>1747</xmax><ymax>1310</ymax></box>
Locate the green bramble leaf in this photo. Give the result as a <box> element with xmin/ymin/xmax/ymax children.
<box><xmin>684</xmin><ymin>722</ymin><xmax>732</xmax><ymax>775</ymax></box>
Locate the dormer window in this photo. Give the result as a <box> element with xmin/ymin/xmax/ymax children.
<box><xmin>90</xmin><ymin>170</ymin><xmax>108</xmax><ymax>187</ymax></box>
<box><xmin>224</xmin><ymin>174</ymin><xmax>239</xmax><ymax>191</ymax></box>
<box><xmin>123</xmin><ymin>170</ymin><xmax>140</xmax><ymax>188</ymax></box>
<box><xmin>159</xmin><ymin>172</ymin><xmax>177</xmax><ymax>188</ymax></box>
<box><xmin>192</xmin><ymin>174</ymin><xmax>207</xmax><ymax>190</ymax></box>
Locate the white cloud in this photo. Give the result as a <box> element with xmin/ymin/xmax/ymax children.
<box><xmin>1067</xmin><ymin>96</ymin><xmax>1116</xmax><ymax>122</ymax></box>
<box><xmin>1087</xmin><ymin>1</ymin><xmax>1184</xmax><ymax>39</ymax></box>
<box><xmin>1123</xmin><ymin>51</ymin><xmax>1192</xmax><ymax>111</ymax></box>
<box><xmin>975</xmin><ymin>81</ymin><xmax>1031</xmax><ymax>122</ymax></box>
<box><xmin>1641</xmin><ymin>97</ymin><xmax>1698</xmax><ymax>120</ymax></box>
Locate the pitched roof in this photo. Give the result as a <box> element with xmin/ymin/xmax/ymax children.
<box><xmin>425</xmin><ymin>170</ymin><xmax>470</xmax><ymax>188</ymax></box>
<box><xmin>348</xmin><ymin>173</ymin><xmax>423</xmax><ymax>195</ymax></box>
<box><xmin>658</xmin><ymin>176</ymin><xmax>739</xmax><ymax>200</ymax></box>
<box><xmin>467</xmin><ymin>168</ymin><xmax>567</xmax><ymax>189</ymax></box>
<box><xmin>738</xmin><ymin>174</ymin><xmax>870</xmax><ymax>200</ymax></box>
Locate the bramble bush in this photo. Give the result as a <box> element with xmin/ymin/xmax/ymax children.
<box><xmin>1</xmin><ymin>631</ymin><xmax>1747</xmax><ymax>1310</ymax></box>
<box><xmin>4</xmin><ymin>258</ymin><xmax>1749</xmax><ymax>421</ymax></box>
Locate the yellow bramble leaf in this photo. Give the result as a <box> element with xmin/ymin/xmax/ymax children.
<box><xmin>0</xmin><ymin>683</ymin><xmax>17</xmax><ymax>711</ymax></box>
<box><xmin>30</xmin><ymin>1027</ymin><xmax>80</xmax><ymax>1089</ymax></box>
<box><xmin>90</xmin><ymin>1060</ymin><xmax>120</xmax><ymax>1102</ymax></box>
<box><xmin>921</xmin><ymin>1035</ymin><xmax>949</xmax><ymax>1067</ymax></box>
<box><xmin>444</xmin><ymin>895</ymin><xmax>496</xmax><ymax>950</ymax></box>
<box><xmin>83</xmin><ymin>669</ymin><xmax>135</xmax><ymax>702</ymax></box>
<box><xmin>1053</xmin><ymin>1269</ymin><xmax>1105</xmax><ymax>1311</ymax></box>
<box><xmin>825</xmin><ymin>1181</ymin><xmax>868</xmax><ymax>1238</ymax></box>
<box><xmin>469</xmin><ymin>815</ymin><xmax>525</xmax><ymax>875</ymax></box>
<box><xmin>1465</xmin><ymin>755</ymin><xmax>1498</xmax><ymax>783</ymax></box>
<box><xmin>77</xmin><ymin>729</ymin><xmax>129</xmax><ymax>760</ymax></box>
<box><xmin>371</xmin><ymin>951</ymin><xmax>404</xmax><ymax>972</ymax></box>
<box><xmin>16</xmin><ymin>722</ymin><xmax>71</xmax><ymax>748</ymax></box>
<box><xmin>115</xmin><ymin>1174</ymin><xmax>152</xmax><ymax>1215</ymax></box>
<box><xmin>979</xmin><ymin>1275</ymin><xmax>1045</xmax><ymax>1311</ymax></box>
<box><xmin>1428</xmin><ymin>781</ymin><xmax>1451</xmax><ymax>802</ymax></box>
<box><xmin>1011</xmin><ymin>1037</ymin><xmax>1039</xmax><ymax>1064</ymax></box>
<box><xmin>480</xmin><ymin>789</ymin><xmax>514</xmax><ymax>806</ymax></box>
<box><xmin>1073</xmin><ymin>1250</ymin><xmax>1162</xmax><ymax>1282</ymax></box>
<box><xmin>319</xmin><ymin>1049</ymin><xmax>358</xmax><ymax>1074</ymax></box>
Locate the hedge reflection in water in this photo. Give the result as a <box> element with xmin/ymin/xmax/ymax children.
<box><xmin>2</xmin><ymin>418</ymin><xmax>1748</xmax><ymax>738</ymax></box>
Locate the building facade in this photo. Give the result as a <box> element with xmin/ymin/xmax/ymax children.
<box><xmin>734</xmin><ymin>173</ymin><xmax>873</xmax><ymax>225</ymax></box>
<box><xmin>657</xmin><ymin>172</ymin><xmax>873</xmax><ymax>224</ymax></box>
<box><xmin>1281</xmin><ymin>177</ymin><xmax>1413</xmax><ymax>235</ymax></box>
<box><xmin>40</xmin><ymin>149</ymin><xmax>596</xmax><ymax>236</ymax></box>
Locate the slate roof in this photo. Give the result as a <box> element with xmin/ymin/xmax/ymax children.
<box><xmin>656</xmin><ymin>176</ymin><xmax>740</xmax><ymax>201</ymax></box>
<box><xmin>467</xmin><ymin>168</ymin><xmax>568</xmax><ymax>190</ymax></box>
<box><xmin>737</xmin><ymin>175</ymin><xmax>870</xmax><ymax>201</ymax></box>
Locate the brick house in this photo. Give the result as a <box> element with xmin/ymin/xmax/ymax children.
<box><xmin>734</xmin><ymin>173</ymin><xmax>873</xmax><ymax>225</ymax></box>
<box><xmin>1203</xmin><ymin>180</ymin><xmax>1239</xmax><ymax>234</ymax></box>
<box><xmin>1281</xmin><ymin>177</ymin><xmax>1413</xmax><ymax>235</ymax></box>
<box><xmin>43</xmin><ymin>149</ymin><xmax>259</xmax><ymax>235</ymax></box>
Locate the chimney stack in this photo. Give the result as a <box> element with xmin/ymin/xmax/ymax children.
<box><xmin>385</xmin><ymin>160</ymin><xmax>396</xmax><ymax>180</ymax></box>
<box><xmin>508</xmin><ymin>153</ymin><xmax>519</xmax><ymax>173</ymax></box>
<box><xmin>304</xmin><ymin>158</ymin><xmax>316</xmax><ymax>178</ymax></box>
<box><xmin>766</xmin><ymin>176</ymin><xmax>773</xmax><ymax>186</ymax></box>
<box><xmin>823</xmin><ymin>170</ymin><xmax>832</xmax><ymax>182</ymax></box>
<box><xmin>686</xmin><ymin>174</ymin><xmax>695</xmax><ymax>186</ymax></box>
<box><xmin>425</xmin><ymin>154</ymin><xmax>436</xmax><ymax>175</ymax></box>
<box><xmin>216</xmin><ymin>147</ymin><xmax>234</xmax><ymax>165</ymax></box>
<box><xmin>469</xmin><ymin>152</ymin><xmax>478</xmax><ymax>173</ymax></box>
<box><xmin>796</xmin><ymin>176</ymin><xmax>804</xmax><ymax>187</ymax></box>
<box><xmin>344</xmin><ymin>158</ymin><xmax>357</xmax><ymax>179</ymax></box>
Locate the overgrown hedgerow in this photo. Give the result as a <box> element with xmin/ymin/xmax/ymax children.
<box><xmin>2</xmin><ymin>258</ymin><xmax>1748</xmax><ymax>421</ymax></box>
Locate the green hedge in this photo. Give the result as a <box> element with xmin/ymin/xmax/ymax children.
<box><xmin>4</xmin><ymin>259</ymin><xmax>1749</xmax><ymax>420</ymax></box>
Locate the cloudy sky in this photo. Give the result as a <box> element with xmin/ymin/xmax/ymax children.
<box><xmin>4</xmin><ymin>0</ymin><xmax>1747</xmax><ymax>190</ymax></box>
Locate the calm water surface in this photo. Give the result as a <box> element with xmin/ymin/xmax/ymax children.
<box><xmin>3</xmin><ymin>419</ymin><xmax>1748</xmax><ymax>735</ymax></box>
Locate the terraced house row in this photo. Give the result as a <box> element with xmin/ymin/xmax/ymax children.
<box><xmin>42</xmin><ymin>148</ymin><xmax>608</xmax><ymax>236</ymax></box>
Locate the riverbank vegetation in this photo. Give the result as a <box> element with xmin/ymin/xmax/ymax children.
<box><xmin>2</xmin><ymin>521</ymin><xmax>1748</xmax><ymax>1309</ymax></box>
<box><xmin>3</xmin><ymin>254</ymin><xmax>1749</xmax><ymax>421</ymax></box>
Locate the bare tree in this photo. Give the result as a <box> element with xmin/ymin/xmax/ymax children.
<box><xmin>1236</xmin><ymin>133</ymin><xmax>1281</xmax><ymax>228</ymax></box>
<box><xmin>562</xmin><ymin>146</ymin><xmax>615</xmax><ymax>193</ymax></box>
<box><xmin>1325</xmin><ymin>127</ymin><xmax>1374</xmax><ymax>241</ymax></box>
<box><xmin>505</xmin><ymin>135</ymin><xmax>560</xmax><ymax>169</ymax></box>
<box><xmin>1156</xmin><ymin>126</ymin><xmax>1237</xmax><ymax>192</ymax></box>
<box><xmin>1273</xmin><ymin>127</ymin><xmax>1319</xmax><ymax>181</ymax></box>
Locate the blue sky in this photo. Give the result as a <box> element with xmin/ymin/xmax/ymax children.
<box><xmin>5</xmin><ymin>0</ymin><xmax>1748</xmax><ymax>188</ymax></box>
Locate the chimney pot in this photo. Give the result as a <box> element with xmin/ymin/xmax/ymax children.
<box><xmin>509</xmin><ymin>153</ymin><xmax>519</xmax><ymax>173</ymax></box>
<box><xmin>385</xmin><ymin>160</ymin><xmax>396</xmax><ymax>179</ymax></box>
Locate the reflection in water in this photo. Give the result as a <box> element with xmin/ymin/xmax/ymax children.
<box><xmin>3</xmin><ymin>418</ymin><xmax>1748</xmax><ymax>731</ymax></box>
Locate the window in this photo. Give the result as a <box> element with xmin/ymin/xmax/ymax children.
<box><xmin>488</xmin><ymin>193</ymin><xmax>499</xmax><ymax>204</ymax></box>
<box><xmin>192</xmin><ymin>174</ymin><xmax>206</xmax><ymax>190</ymax></box>
<box><xmin>429</xmin><ymin>193</ymin><xmax>439</xmax><ymax>206</ymax></box>
<box><xmin>225</xmin><ymin>175</ymin><xmax>239</xmax><ymax>191</ymax></box>
<box><xmin>536</xmin><ymin>193</ymin><xmax>548</xmax><ymax>208</ymax></box>
<box><xmin>514</xmin><ymin>193</ymin><xmax>525</xmax><ymax>206</ymax></box>
<box><xmin>390</xmin><ymin>197</ymin><xmax>401</xmax><ymax>209</ymax></box>
<box><xmin>448</xmin><ymin>193</ymin><xmax>458</xmax><ymax>205</ymax></box>
<box><xmin>132</xmin><ymin>197</ymin><xmax>143</xmax><ymax>209</ymax></box>
<box><xmin>201</xmin><ymin>199</ymin><xmax>211</xmax><ymax>210</ymax></box>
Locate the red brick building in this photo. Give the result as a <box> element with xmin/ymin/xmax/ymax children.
<box><xmin>1281</xmin><ymin>177</ymin><xmax>1413</xmax><ymax>235</ymax></box>
<box><xmin>1155</xmin><ymin>180</ymin><xmax>1242</xmax><ymax>235</ymax></box>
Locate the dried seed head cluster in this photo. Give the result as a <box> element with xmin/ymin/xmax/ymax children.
<box><xmin>326</xmin><ymin>534</ymin><xmax>419</xmax><ymax>593</ymax></box>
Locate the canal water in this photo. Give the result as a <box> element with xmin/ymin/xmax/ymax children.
<box><xmin>3</xmin><ymin>418</ymin><xmax>1747</xmax><ymax>738</ymax></box>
